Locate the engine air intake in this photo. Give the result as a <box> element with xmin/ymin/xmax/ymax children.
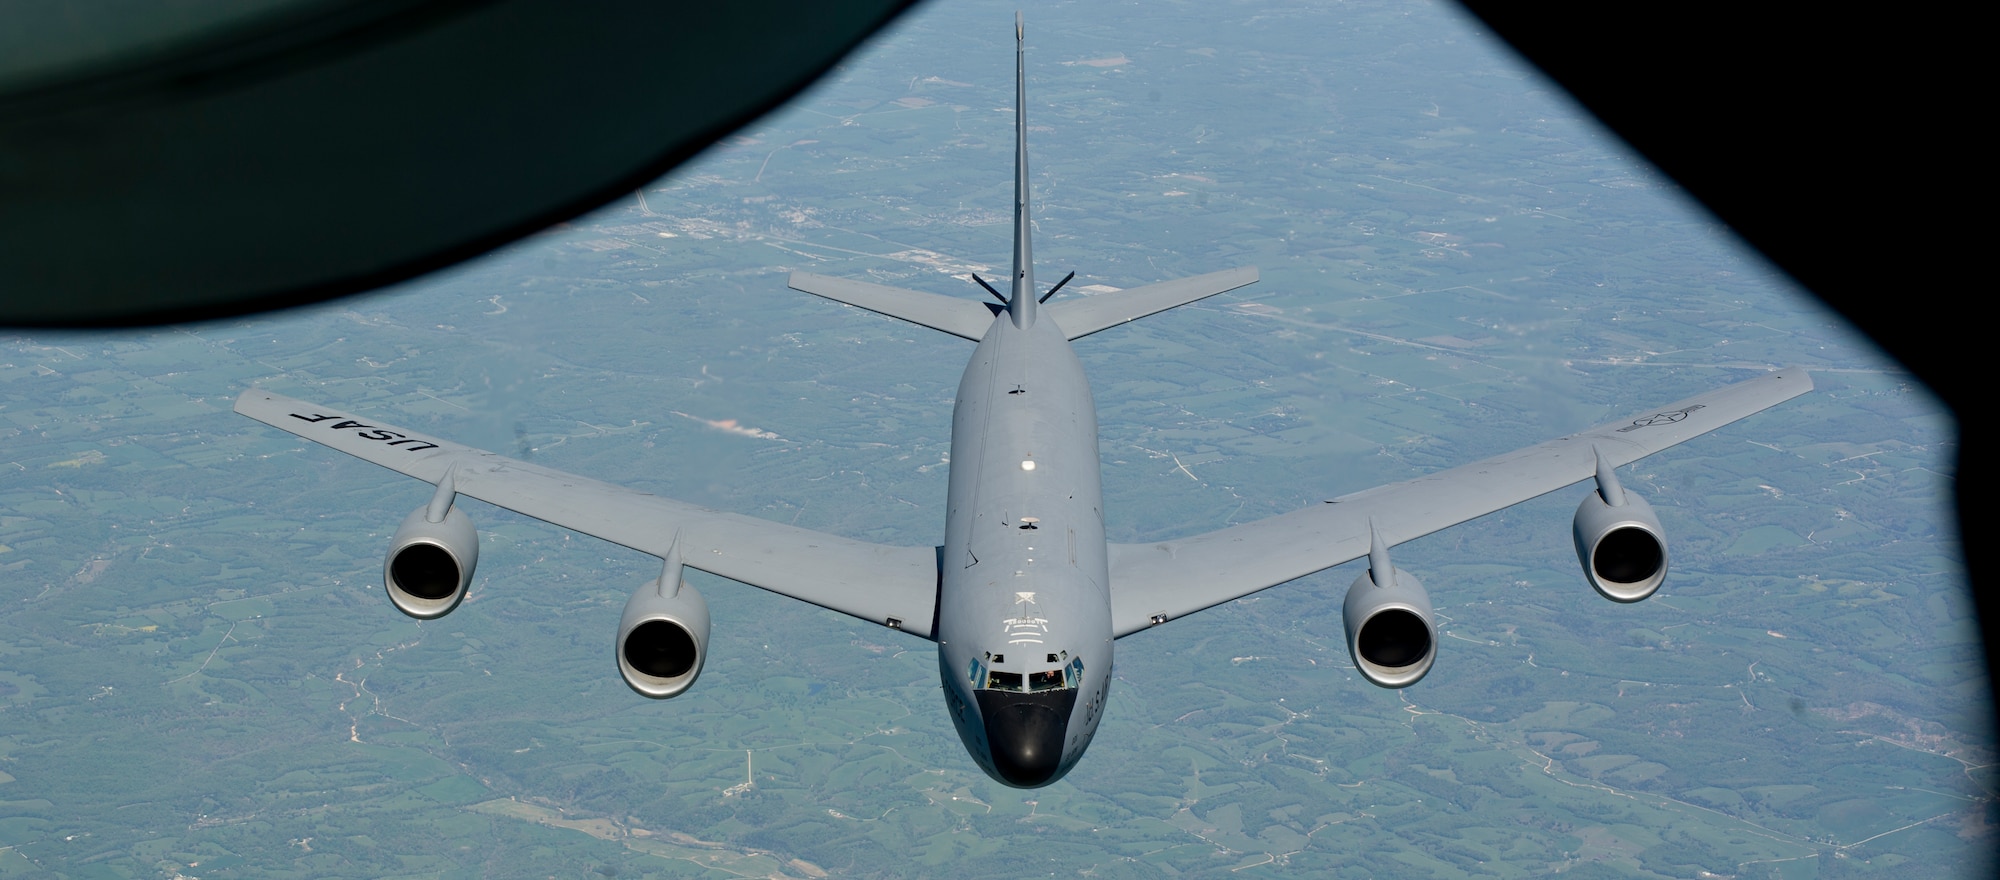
<box><xmin>1573</xmin><ymin>489</ymin><xmax>1670</xmax><ymax>603</ymax></box>
<box><xmin>1357</xmin><ymin>608</ymin><xmax>1432</xmax><ymax>669</ymax></box>
<box><xmin>1342</xmin><ymin>535</ymin><xmax>1438</xmax><ymax>689</ymax></box>
<box><xmin>624</xmin><ymin>620</ymin><xmax>699</xmax><ymax>680</ymax></box>
<box><xmin>383</xmin><ymin>505</ymin><xmax>478</xmax><ymax>619</ymax></box>
<box><xmin>390</xmin><ymin>544</ymin><xmax>461</xmax><ymax>601</ymax></box>
<box><xmin>615</xmin><ymin>575</ymin><xmax>710</xmax><ymax>699</ymax></box>
<box><xmin>1594</xmin><ymin>526</ymin><xmax>1665</xmax><ymax>585</ymax></box>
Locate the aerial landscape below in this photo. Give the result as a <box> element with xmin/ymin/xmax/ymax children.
<box><xmin>0</xmin><ymin>0</ymin><xmax>1985</xmax><ymax>877</ymax></box>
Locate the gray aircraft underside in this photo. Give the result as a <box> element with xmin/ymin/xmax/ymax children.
<box><xmin>236</xmin><ymin>16</ymin><xmax>1811</xmax><ymax>788</ymax></box>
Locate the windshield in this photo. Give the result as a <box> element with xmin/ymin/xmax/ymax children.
<box><xmin>975</xmin><ymin>656</ymin><xmax>1084</xmax><ymax>693</ymax></box>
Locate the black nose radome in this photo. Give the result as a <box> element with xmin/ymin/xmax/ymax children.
<box><xmin>976</xmin><ymin>688</ymin><xmax>1079</xmax><ymax>787</ymax></box>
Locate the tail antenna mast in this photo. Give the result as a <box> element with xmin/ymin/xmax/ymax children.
<box><xmin>971</xmin><ymin>273</ymin><xmax>1008</xmax><ymax>305</ymax></box>
<box><xmin>1039</xmin><ymin>270</ymin><xmax>1075</xmax><ymax>304</ymax></box>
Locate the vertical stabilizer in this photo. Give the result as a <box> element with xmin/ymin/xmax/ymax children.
<box><xmin>1009</xmin><ymin>12</ymin><xmax>1038</xmax><ymax>329</ymax></box>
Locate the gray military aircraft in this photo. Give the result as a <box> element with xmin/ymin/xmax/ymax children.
<box><xmin>237</xmin><ymin>16</ymin><xmax>1812</xmax><ymax>788</ymax></box>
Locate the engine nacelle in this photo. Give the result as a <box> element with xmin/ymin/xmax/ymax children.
<box><xmin>616</xmin><ymin>575</ymin><xmax>710</xmax><ymax>699</ymax></box>
<box><xmin>1343</xmin><ymin>536</ymin><xmax>1437</xmax><ymax>689</ymax></box>
<box><xmin>1573</xmin><ymin>479</ymin><xmax>1669</xmax><ymax>603</ymax></box>
<box><xmin>384</xmin><ymin>504</ymin><xmax>478</xmax><ymax>619</ymax></box>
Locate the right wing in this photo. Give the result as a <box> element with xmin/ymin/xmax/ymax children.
<box><xmin>1107</xmin><ymin>368</ymin><xmax>1813</xmax><ymax>637</ymax></box>
<box><xmin>236</xmin><ymin>389</ymin><xmax>940</xmax><ymax>638</ymax></box>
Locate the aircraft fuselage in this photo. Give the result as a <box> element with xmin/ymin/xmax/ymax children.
<box><xmin>936</xmin><ymin>310</ymin><xmax>1113</xmax><ymax>787</ymax></box>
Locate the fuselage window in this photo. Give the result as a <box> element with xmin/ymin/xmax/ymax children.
<box><xmin>968</xmin><ymin>659</ymin><xmax>985</xmax><ymax>686</ymax></box>
<box><xmin>1066</xmin><ymin>657</ymin><xmax>1084</xmax><ymax>688</ymax></box>
<box><xmin>986</xmin><ymin>670</ymin><xmax>1025</xmax><ymax>692</ymax></box>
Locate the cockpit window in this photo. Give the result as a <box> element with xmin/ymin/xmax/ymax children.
<box><xmin>974</xmin><ymin>656</ymin><xmax>1084</xmax><ymax>692</ymax></box>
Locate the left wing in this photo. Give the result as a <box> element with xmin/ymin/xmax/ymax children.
<box><xmin>235</xmin><ymin>389</ymin><xmax>940</xmax><ymax>638</ymax></box>
<box><xmin>1107</xmin><ymin>368</ymin><xmax>1812</xmax><ymax>637</ymax></box>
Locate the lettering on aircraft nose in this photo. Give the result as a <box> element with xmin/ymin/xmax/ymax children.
<box><xmin>1616</xmin><ymin>404</ymin><xmax>1705</xmax><ymax>432</ymax></box>
<box><xmin>289</xmin><ymin>412</ymin><xmax>441</xmax><ymax>451</ymax></box>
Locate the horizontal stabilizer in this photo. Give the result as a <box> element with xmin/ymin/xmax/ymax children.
<box><xmin>1045</xmin><ymin>266</ymin><xmax>1258</xmax><ymax>340</ymax></box>
<box><xmin>788</xmin><ymin>272</ymin><xmax>998</xmax><ymax>341</ymax></box>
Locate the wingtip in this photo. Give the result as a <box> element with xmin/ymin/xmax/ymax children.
<box><xmin>1776</xmin><ymin>364</ymin><xmax>1815</xmax><ymax>391</ymax></box>
<box><xmin>1016</xmin><ymin>10</ymin><xmax>1023</xmax><ymax>43</ymax></box>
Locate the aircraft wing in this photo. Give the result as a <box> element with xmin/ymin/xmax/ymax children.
<box><xmin>1106</xmin><ymin>368</ymin><xmax>1813</xmax><ymax>637</ymax></box>
<box><xmin>235</xmin><ymin>389</ymin><xmax>940</xmax><ymax>639</ymax></box>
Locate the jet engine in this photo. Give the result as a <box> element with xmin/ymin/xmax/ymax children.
<box><xmin>616</xmin><ymin>560</ymin><xmax>710</xmax><ymax>699</ymax></box>
<box><xmin>1572</xmin><ymin>451</ymin><xmax>1669</xmax><ymax>603</ymax></box>
<box><xmin>1343</xmin><ymin>530</ymin><xmax>1437</xmax><ymax>689</ymax></box>
<box><xmin>384</xmin><ymin>503</ymin><xmax>478</xmax><ymax>619</ymax></box>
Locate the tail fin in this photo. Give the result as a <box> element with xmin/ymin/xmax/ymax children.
<box><xmin>1007</xmin><ymin>10</ymin><xmax>1038</xmax><ymax>330</ymax></box>
<box><xmin>1044</xmin><ymin>267</ymin><xmax>1258</xmax><ymax>340</ymax></box>
<box><xmin>790</xmin><ymin>17</ymin><xmax>1258</xmax><ymax>344</ymax></box>
<box><xmin>1006</xmin><ymin>15</ymin><xmax>1258</xmax><ymax>340</ymax></box>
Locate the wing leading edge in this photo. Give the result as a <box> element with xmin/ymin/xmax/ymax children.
<box><xmin>1106</xmin><ymin>368</ymin><xmax>1813</xmax><ymax>637</ymax></box>
<box><xmin>235</xmin><ymin>389</ymin><xmax>940</xmax><ymax>639</ymax></box>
